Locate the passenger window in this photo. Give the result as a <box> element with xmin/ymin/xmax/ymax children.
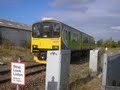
<box><xmin>65</xmin><ymin>30</ymin><xmax>68</xmax><ymax>40</ymax></box>
<box><xmin>84</xmin><ymin>37</ymin><xmax>89</xmax><ymax>43</ymax></box>
<box><xmin>68</xmin><ymin>32</ymin><xmax>71</xmax><ymax>40</ymax></box>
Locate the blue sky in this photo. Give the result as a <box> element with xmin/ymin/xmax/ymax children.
<box><xmin>0</xmin><ymin>0</ymin><xmax>120</xmax><ymax>41</ymax></box>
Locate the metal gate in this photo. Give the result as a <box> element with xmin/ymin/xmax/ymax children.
<box><xmin>102</xmin><ymin>53</ymin><xmax>120</xmax><ymax>90</ymax></box>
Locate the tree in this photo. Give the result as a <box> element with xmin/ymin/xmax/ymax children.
<box><xmin>96</xmin><ymin>39</ymin><xmax>103</xmax><ymax>47</ymax></box>
<box><xmin>96</xmin><ymin>38</ymin><xmax>119</xmax><ymax>48</ymax></box>
<box><xmin>117</xmin><ymin>41</ymin><xmax>120</xmax><ymax>47</ymax></box>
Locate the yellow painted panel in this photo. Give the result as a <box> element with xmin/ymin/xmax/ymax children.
<box><xmin>31</xmin><ymin>38</ymin><xmax>61</xmax><ymax>50</ymax></box>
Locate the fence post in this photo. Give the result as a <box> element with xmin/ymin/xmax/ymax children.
<box><xmin>89</xmin><ymin>49</ymin><xmax>99</xmax><ymax>76</ymax></box>
<box><xmin>102</xmin><ymin>54</ymin><xmax>108</xmax><ymax>88</ymax></box>
<box><xmin>17</xmin><ymin>56</ymin><xmax>22</xmax><ymax>90</ymax></box>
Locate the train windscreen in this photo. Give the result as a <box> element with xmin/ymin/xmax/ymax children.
<box><xmin>32</xmin><ymin>22</ymin><xmax>60</xmax><ymax>38</ymax></box>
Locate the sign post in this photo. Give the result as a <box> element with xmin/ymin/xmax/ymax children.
<box><xmin>11</xmin><ymin>57</ymin><xmax>25</xmax><ymax>90</ymax></box>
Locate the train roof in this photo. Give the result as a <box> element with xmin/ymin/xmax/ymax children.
<box><xmin>0</xmin><ymin>19</ymin><xmax>32</xmax><ymax>31</ymax></box>
<box><xmin>33</xmin><ymin>19</ymin><xmax>62</xmax><ymax>24</ymax></box>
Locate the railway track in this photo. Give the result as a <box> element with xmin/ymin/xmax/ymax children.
<box><xmin>0</xmin><ymin>62</ymin><xmax>46</xmax><ymax>84</ymax></box>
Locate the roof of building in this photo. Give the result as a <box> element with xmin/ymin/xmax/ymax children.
<box><xmin>0</xmin><ymin>19</ymin><xmax>32</xmax><ymax>31</ymax></box>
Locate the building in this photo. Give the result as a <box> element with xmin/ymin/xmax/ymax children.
<box><xmin>0</xmin><ymin>19</ymin><xmax>31</xmax><ymax>47</ymax></box>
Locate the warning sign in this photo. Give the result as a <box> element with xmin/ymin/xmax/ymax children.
<box><xmin>11</xmin><ymin>62</ymin><xmax>25</xmax><ymax>85</ymax></box>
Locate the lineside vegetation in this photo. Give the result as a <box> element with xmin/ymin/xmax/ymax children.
<box><xmin>96</xmin><ymin>38</ymin><xmax>120</xmax><ymax>48</ymax></box>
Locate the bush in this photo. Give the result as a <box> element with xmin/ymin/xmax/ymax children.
<box><xmin>96</xmin><ymin>38</ymin><xmax>120</xmax><ymax>48</ymax></box>
<box><xmin>23</xmin><ymin>40</ymin><xmax>31</xmax><ymax>49</ymax></box>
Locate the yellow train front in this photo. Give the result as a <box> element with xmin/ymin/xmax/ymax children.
<box><xmin>31</xmin><ymin>20</ymin><xmax>95</xmax><ymax>64</ymax></box>
<box><xmin>31</xmin><ymin>20</ymin><xmax>61</xmax><ymax>64</ymax></box>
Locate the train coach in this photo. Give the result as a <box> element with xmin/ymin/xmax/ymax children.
<box><xmin>31</xmin><ymin>19</ymin><xmax>95</xmax><ymax>64</ymax></box>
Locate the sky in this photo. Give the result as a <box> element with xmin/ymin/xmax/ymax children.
<box><xmin>0</xmin><ymin>0</ymin><xmax>120</xmax><ymax>41</ymax></box>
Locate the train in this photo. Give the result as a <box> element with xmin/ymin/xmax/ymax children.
<box><xmin>31</xmin><ymin>19</ymin><xmax>95</xmax><ymax>64</ymax></box>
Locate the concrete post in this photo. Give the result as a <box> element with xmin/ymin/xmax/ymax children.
<box><xmin>102</xmin><ymin>54</ymin><xmax>108</xmax><ymax>86</ymax></box>
<box><xmin>45</xmin><ymin>50</ymin><xmax>71</xmax><ymax>90</ymax></box>
<box><xmin>89</xmin><ymin>49</ymin><xmax>99</xmax><ymax>76</ymax></box>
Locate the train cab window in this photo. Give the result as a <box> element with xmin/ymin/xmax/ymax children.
<box><xmin>43</xmin><ymin>25</ymin><xmax>52</xmax><ymax>38</ymax></box>
<box><xmin>32</xmin><ymin>22</ymin><xmax>60</xmax><ymax>38</ymax></box>
<box><xmin>32</xmin><ymin>24</ymin><xmax>41</xmax><ymax>38</ymax></box>
<box><xmin>42</xmin><ymin>23</ymin><xmax>52</xmax><ymax>38</ymax></box>
<box><xmin>53</xmin><ymin>24</ymin><xmax>60</xmax><ymax>38</ymax></box>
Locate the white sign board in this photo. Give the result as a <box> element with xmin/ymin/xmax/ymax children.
<box><xmin>11</xmin><ymin>62</ymin><xmax>25</xmax><ymax>85</ymax></box>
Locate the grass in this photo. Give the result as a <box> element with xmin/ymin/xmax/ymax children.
<box><xmin>1</xmin><ymin>43</ymin><xmax>120</xmax><ymax>89</ymax></box>
<box><xmin>105</xmin><ymin>48</ymin><xmax>120</xmax><ymax>56</ymax></box>
<box><xmin>69</xmin><ymin>63</ymin><xmax>102</xmax><ymax>90</ymax></box>
<box><xmin>69</xmin><ymin>48</ymin><xmax>120</xmax><ymax>90</ymax></box>
<box><xmin>0</xmin><ymin>45</ymin><xmax>34</xmax><ymax>64</ymax></box>
<box><xmin>76</xmin><ymin>76</ymin><xmax>101</xmax><ymax>90</ymax></box>
<box><xmin>69</xmin><ymin>63</ymin><xmax>89</xmax><ymax>84</ymax></box>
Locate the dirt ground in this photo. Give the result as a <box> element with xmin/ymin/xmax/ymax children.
<box><xmin>0</xmin><ymin>47</ymin><xmax>120</xmax><ymax>90</ymax></box>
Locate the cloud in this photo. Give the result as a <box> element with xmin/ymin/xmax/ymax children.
<box><xmin>49</xmin><ymin>0</ymin><xmax>96</xmax><ymax>13</ymax></box>
<box><xmin>41</xmin><ymin>0</ymin><xmax>120</xmax><ymax>41</ymax></box>
<box><xmin>50</xmin><ymin>0</ymin><xmax>96</xmax><ymax>7</ymax></box>
<box><xmin>0</xmin><ymin>0</ymin><xmax>23</xmax><ymax>7</ymax></box>
<box><xmin>111</xmin><ymin>26</ymin><xmax>120</xmax><ymax>30</ymax></box>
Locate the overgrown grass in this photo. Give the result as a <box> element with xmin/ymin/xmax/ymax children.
<box><xmin>69</xmin><ymin>63</ymin><xmax>101</xmax><ymax>90</ymax></box>
<box><xmin>69</xmin><ymin>63</ymin><xmax>89</xmax><ymax>84</ymax></box>
<box><xmin>0</xmin><ymin>44</ymin><xmax>34</xmax><ymax>64</ymax></box>
<box><xmin>75</xmin><ymin>77</ymin><xmax>101</xmax><ymax>90</ymax></box>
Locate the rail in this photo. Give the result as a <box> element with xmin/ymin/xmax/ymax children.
<box><xmin>0</xmin><ymin>62</ymin><xmax>46</xmax><ymax>84</ymax></box>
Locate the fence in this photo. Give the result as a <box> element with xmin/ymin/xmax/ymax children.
<box><xmin>102</xmin><ymin>53</ymin><xmax>120</xmax><ymax>90</ymax></box>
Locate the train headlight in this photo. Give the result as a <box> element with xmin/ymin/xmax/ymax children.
<box><xmin>52</xmin><ymin>46</ymin><xmax>59</xmax><ymax>50</ymax></box>
<box><xmin>32</xmin><ymin>45</ymin><xmax>38</xmax><ymax>52</ymax></box>
<box><xmin>33</xmin><ymin>45</ymin><xmax>38</xmax><ymax>49</ymax></box>
<box><xmin>39</xmin><ymin>51</ymin><xmax>47</xmax><ymax>60</ymax></box>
